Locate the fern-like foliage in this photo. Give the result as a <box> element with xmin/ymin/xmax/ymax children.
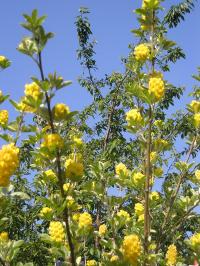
<box><xmin>164</xmin><ymin>0</ymin><xmax>195</xmax><ymax>28</ymax></box>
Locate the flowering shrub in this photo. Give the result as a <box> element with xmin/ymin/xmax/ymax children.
<box><xmin>0</xmin><ymin>1</ymin><xmax>199</xmax><ymax>265</ymax></box>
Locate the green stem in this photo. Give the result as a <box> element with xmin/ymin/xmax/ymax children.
<box><xmin>37</xmin><ymin>52</ymin><xmax>76</xmax><ymax>266</ymax></box>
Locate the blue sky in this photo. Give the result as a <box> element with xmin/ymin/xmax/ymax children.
<box><xmin>0</xmin><ymin>0</ymin><xmax>200</xmax><ymax>117</ymax></box>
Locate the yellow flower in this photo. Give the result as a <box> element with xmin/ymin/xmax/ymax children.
<box><xmin>78</xmin><ymin>212</ymin><xmax>92</xmax><ymax>229</ymax></box>
<box><xmin>110</xmin><ymin>255</ymin><xmax>119</xmax><ymax>262</ymax></box>
<box><xmin>122</xmin><ymin>234</ymin><xmax>142</xmax><ymax>265</ymax></box>
<box><xmin>134</xmin><ymin>203</ymin><xmax>144</xmax><ymax>217</ymax></box>
<box><xmin>126</xmin><ymin>109</ymin><xmax>143</xmax><ymax>126</ymax></box>
<box><xmin>24</xmin><ymin>82</ymin><xmax>43</xmax><ymax>101</ymax></box>
<box><xmin>117</xmin><ymin>210</ymin><xmax>131</xmax><ymax>222</ymax></box>
<box><xmin>190</xmin><ymin>100</ymin><xmax>200</xmax><ymax>113</ymax></box>
<box><xmin>18</xmin><ymin>96</ymin><xmax>36</xmax><ymax>113</ymax></box>
<box><xmin>63</xmin><ymin>183</ymin><xmax>70</xmax><ymax>192</ymax></box>
<box><xmin>142</xmin><ymin>0</ymin><xmax>159</xmax><ymax>9</ymax></box>
<box><xmin>154</xmin><ymin>138</ymin><xmax>168</xmax><ymax>151</ymax></box>
<box><xmin>71</xmin><ymin>136</ymin><xmax>83</xmax><ymax>147</ymax></box>
<box><xmin>66</xmin><ymin>196</ymin><xmax>75</xmax><ymax>208</ymax></box>
<box><xmin>0</xmin><ymin>232</ymin><xmax>9</xmax><ymax>242</ymax></box>
<box><xmin>194</xmin><ymin>113</ymin><xmax>200</xmax><ymax>128</ymax></box>
<box><xmin>134</xmin><ymin>44</ymin><xmax>150</xmax><ymax>61</ymax></box>
<box><xmin>195</xmin><ymin>170</ymin><xmax>200</xmax><ymax>182</ymax></box>
<box><xmin>0</xmin><ymin>56</ymin><xmax>6</xmax><ymax>63</ymax></box>
<box><xmin>65</xmin><ymin>155</ymin><xmax>84</xmax><ymax>181</ymax></box>
<box><xmin>150</xmin><ymin>151</ymin><xmax>157</xmax><ymax>163</ymax></box>
<box><xmin>115</xmin><ymin>163</ymin><xmax>129</xmax><ymax>177</ymax></box>
<box><xmin>0</xmin><ymin>110</ymin><xmax>8</xmax><ymax>125</ymax></box>
<box><xmin>150</xmin><ymin>191</ymin><xmax>160</xmax><ymax>201</ymax></box>
<box><xmin>40</xmin><ymin>207</ymin><xmax>53</xmax><ymax>217</ymax></box>
<box><xmin>44</xmin><ymin>170</ymin><xmax>57</xmax><ymax>182</ymax></box>
<box><xmin>132</xmin><ymin>172</ymin><xmax>145</xmax><ymax>187</ymax></box>
<box><xmin>42</xmin><ymin>134</ymin><xmax>64</xmax><ymax>151</ymax></box>
<box><xmin>49</xmin><ymin>221</ymin><xmax>65</xmax><ymax>243</ymax></box>
<box><xmin>189</xmin><ymin>233</ymin><xmax>200</xmax><ymax>249</ymax></box>
<box><xmin>154</xmin><ymin>167</ymin><xmax>163</xmax><ymax>177</ymax></box>
<box><xmin>0</xmin><ymin>143</ymin><xmax>19</xmax><ymax>187</ymax></box>
<box><xmin>53</xmin><ymin>103</ymin><xmax>70</xmax><ymax>120</ymax></box>
<box><xmin>72</xmin><ymin>213</ymin><xmax>80</xmax><ymax>222</ymax></box>
<box><xmin>149</xmin><ymin>77</ymin><xmax>165</xmax><ymax>101</ymax></box>
<box><xmin>166</xmin><ymin>244</ymin><xmax>177</xmax><ymax>266</ymax></box>
<box><xmin>99</xmin><ymin>224</ymin><xmax>107</xmax><ymax>236</ymax></box>
<box><xmin>86</xmin><ymin>260</ymin><xmax>97</xmax><ymax>266</ymax></box>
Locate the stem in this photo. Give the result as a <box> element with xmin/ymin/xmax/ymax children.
<box><xmin>143</xmin><ymin>9</ymin><xmax>155</xmax><ymax>264</ymax></box>
<box><xmin>144</xmin><ymin>106</ymin><xmax>152</xmax><ymax>261</ymax></box>
<box><xmin>38</xmin><ymin>52</ymin><xmax>76</xmax><ymax>266</ymax></box>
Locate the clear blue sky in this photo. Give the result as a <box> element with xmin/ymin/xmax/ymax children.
<box><xmin>0</xmin><ymin>0</ymin><xmax>200</xmax><ymax>117</ymax></box>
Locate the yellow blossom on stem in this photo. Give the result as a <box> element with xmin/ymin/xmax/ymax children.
<box><xmin>99</xmin><ymin>224</ymin><xmax>107</xmax><ymax>236</ymax></box>
<box><xmin>132</xmin><ymin>172</ymin><xmax>145</xmax><ymax>187</ymax></box>
<box><xmin>42</xmin><ymin>134</ymin><xmax>64</xmax><ymax>151</ymax></box>
<box><xmin>0</xmin><ymin>232</ymin><xmax>9</xmax><ymax>242</ymax></box>
<box><xmin>44</xmin><ymin>169</ymin><xmax>57</xmax><ymax>182</ymax></box>
<box><xmin>86</xmin><ymin>260</ymin><xmax>97</xmax><ymax>266</ymax></box>
<box><xmin>65</xmin><ymin>155</ymin><xmax>84</xmax><ymax>181</ymax></box>
<box><xmin>117</xmin><ymin>210</ymin><xmax>130</xmax><ymax>222</ymax></box>
<box><xmin>0</xmin><ymin>143</ymin><xmax>19</xmax><ymax>187</ymax></box>
<box><xmin>195</xmin><ymin>170</ymin><xmax>200</xmax><ymax>182</ymax></box>
<box><xmin>78</xmin><ymin>212</ymin><xmax>92</xmax><ymax>230</ymax></box>
<box><xmin>24</xmin><ymin>82</ymin><xmax>43</xmax><ymax>101</ymax></box>
<box><xmin>49</xmin><ymin>221</ymin><xmax>65</xmax><ymax>243</ymax></box>
<box><xmin>0</xmin><ymin>110</ymin><xmax>8</xmax><ymax>126</ymax></box>
<box><xmin>110</xmin><ymin>255</ymin><xmax>119</xmax><ymax>262</ymax></box>
<box><xmin>53</xmin><ymin>103</ymin><xmax>70</xmax><ymax>120</ymax></box>
<box><xmin>194</xmin><ymin>113</ymin><xmax>200</xmax><ymax>128</ymax></box>
<box><xmin>166</xmin><ymin>244</ymin><xmax>177</xmax><ymax>266</ymax></box>
<box><xmin>189</xmin><ymin>233</ymin><xmax>200</xmax><ymax>250</ymax></box>
<box><xmin>115</xmin><ymin>163</ymin><xmax>129</xmax><ymax>177</ymax></box>
<box><xmin>150</xmin><ymin>191</ymin><xmax>160</xmax><ymax>201</ymax></box>
<box><xmin>134</xmin><ymin>44</ymin><xmax>150</xmax><ymax>61</ymax></box>
<box><xmin>126</xmin><ymin>109</ymin><xmax>143</xmax><ymax>126</ymax></box>
<box><xmin>122</xmin><ymin>234</ymin><xmax>142</xmax><ymax>265</ymax></box>
<box><xmin>190</xmin><ymin>100</ymin><xmax>200</xmax><ymax>113</ymax></box>
<box><xmin>40</xmin><ymin>207</ymin><xmax>53</xmax><ymax>217</ymax></box>
<box><xmin>149</xmin><ymin>77</ymin><xmax>165</xmax><ymax>102</ymax></box>
<box><xmin>134</xmin><ymin>203</ymin><xmax>144</xmax><ymax>216</ymax></box>
<box><xmin>63</xmin><ymin>183</ymin><xmax>70</xmax><ymax>192</ymax></box>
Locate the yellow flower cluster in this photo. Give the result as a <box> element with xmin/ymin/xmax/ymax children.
<box><xmin>0</xmin><ymin>232</ymin><xmax>9</xmax><ymax>242</ymax></box>
<box><xmin>18</xmin><ymin>96</ymin><xmax>36</xmax><ymax>113</ymax></box>
<box><xmin>117</xmin><ymin>210</ymin><xmax>130</xmax><ymax>222</ymax></box>
<box><xmin>42</xmin><ymin>134</ymin><xmax>64</xmax><ymax>151</ymax></box>
<box><xmin>126</xmin><ymin>109</ymin><xmax>142</xmax><ymax>126</ymax></box>
<box><xmin>134</xmin><ymin>44</ymin><xmax>150</xmax><ymax>61</ymax></box>
<box><xmin>149</xmin><ymin>77</ymin><xmax>165</xmax><ymax>101</ymax></box>
<box><xmin>190</xmin><ymin>100</ymin><xmax>200</xmax><ymax>113</ymax></box>
<box><xmin>66</xmin><ymin>196</ymin><xmax>75</xmax><ymax>208</ymax></box>
<box><xmin>63</xmin><ymin>183</ymin><xmax>70</xmax><ymax>192</ymax></box>
<box><xmin>195</xmin><ymin>170</ymin><xmax>200</xmax><ymax>182</ymax></box>
<box><xmin>40</xmin><ymin>207</ymin><xmax>53</xmax><ymax>217</ymax></box>
<box><xmin>65</xmin><ymin>155</ymin><xmax>84</xmax><ymax>181</ymax></box>
<box><xmin>53</xmin><ymin>103</ymin><xmax>70</xmax><ymax>120</ymax></box>
<box><xmin>132</xmin><ymin>172</ymin><xmax>145</xmax><ymax>187</ymax></box>
<box><xmin>24</xmin><ymin>82</ymin><xmax>42</xmax><ymax>101</ymax></box>
<box><xmin>134</xmin><ymin>203</ymin><xmax>144</xmax><ymax>222</ymax></box>
<box><xmin>49</xmin><ymin>221</ymin><xmax>65</xmax><ymax>243</ymax></box>
<box><xmin>71</xmin><ymin>136</ymin><xmax>83</xmax><ymax>147</ymax></box>
<box><xmin>154</xmin><ymin>167</ymin><xmax>163</xmax><ymax>177</ymax></box>
<box><xmin>0</xmin><ymin>110</ymin><xmax>8</xmax><ymax>125</ymax></box>
<box><xmin>150</xmin><ymin>191</ymin><xmax>160</xmax><ymax>201</ymax></box>
<box><xmin>0</xmin><ymin>143</ymin><xmax>19</xmax><ymax>187</ymax></box>
<box><xmin>122</xmin><ymin>234</ymin><xmax>142</xmax><ymax>265</ymax></box>
<box><xmin>86</xmin><ymin>260</ymin><xmax>97</xmax><ymax>266</ymax></box>
<box><xmin>194</xmin><ymin>113</ymin><xmax>200</xmax><ymax>128</ymax></box>
<box><xmin>142</xmin><ymin>0</ymin><xmax>159</xmax><ymax>9</ymax></box>
<box><xmin>150</xmin><ymin>151</ymin><xmax>157</xmax><ymax>163</ymax></box>
<box><xmin>99</xmin><ymin>224</ymin><xmax>107</xmax><ymax>236</ymax></box>
<box><xmin>78</xmin><ymin>212</ymin><xmax>92</xmax><ymax>229</ymax></box>
<box><xmin>0</xmin><ymin>56</ymin><xmax>6</xmax><ymax>63</ymax></box>
<box><xmin>110</xmin><ymin>255</ymin><xmax>119</xmax><ymax>262</ymax></box>
<box><xmin>189</xmin><ymin>233</ymin><xmax>200</xmax><ymax>249</ymax></box>
<box><xmin>115</xmin><ymin>163</ymin><xmax>129</xmax><ymax>177</ymax></box>
<box><xmin>166</xmin><ymin>244</ymin><xmax>177</xmax><ymax>266</ymax></box>
<box><xmin>44</xmin><ymin>169</ymin><xmax>57</xmax><ymax>182</ymax></box>
<box><xmin>154</xmin><ymin>138</ymin><xmax>168</xmax><ymax>150</ymax></box>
